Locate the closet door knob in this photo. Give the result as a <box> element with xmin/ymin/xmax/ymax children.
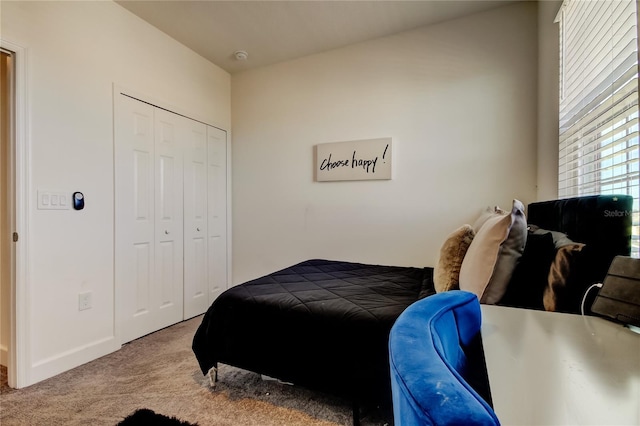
<box><xmin>164</xmin><ymin>230</ymin><xmax>170</xmax><ymax>235</ymax></box>
<box><xmin>197</xmin><ymin>227</ymin><xmax>201</xmax><ymax>232</ymax></box>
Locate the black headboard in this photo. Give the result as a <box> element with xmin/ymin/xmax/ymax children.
<box><xmin>500</xmin><ymin>195</ymin><xmax>633</xmax><ymax>314</ymax></box>
<box><xmin>527</xmin><ymin>195</ymin><xmax>633</xmax><ymax>305</ymax></box>
<box><xmin>527</xmin><ymin>195</ymin><xmax>632</xmax><ymax>259</ymax></box>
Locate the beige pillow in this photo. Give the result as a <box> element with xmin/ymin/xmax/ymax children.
<box><xmin>459</xmin><ymin>199</ymin><xmax>527</xmax><ymax>304</ymax></box>
<box><xmin>472</xmin><ymin>206</ymin><xmax>506</xmax><ymax>233</ymax></box>
<box><xmin>434</xmin><ymin>225</ymin><xmax>476</xmax><ymax>293</ymax></box>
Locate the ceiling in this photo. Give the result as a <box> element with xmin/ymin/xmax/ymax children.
<box><xmin>116</xmin><ymin>0</ymin><xmax>520</xmax><ymax>74</ymax></box>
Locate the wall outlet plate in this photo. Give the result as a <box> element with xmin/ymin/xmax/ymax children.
<box><xmin>79</xmin><ymin>292</ymin><xmax>92</xmax><ymax>311</ymax></box>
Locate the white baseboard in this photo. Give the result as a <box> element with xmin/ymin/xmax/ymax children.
<box><xmin>28</xmin><ymin>336</ymin><xmax>120</xmax><ymax>386</ymax></box>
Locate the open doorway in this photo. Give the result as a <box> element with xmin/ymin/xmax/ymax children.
<box><xmin>1</xmin><ymin>47</ymin><xmax>14</xmax><ymax>388</ymax></box>
<box><xmin>1</xmin><ymin>48</ymin><xmax>13</xmax><ymax>388</ymax></box>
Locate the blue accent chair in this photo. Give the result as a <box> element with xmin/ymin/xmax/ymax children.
<box><xmin>389</xmin><ymin>290</ymin><xmax>500</xmax><ymax>426</ymax></box>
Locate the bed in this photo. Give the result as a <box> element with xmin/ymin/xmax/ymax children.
<box><xmin>192</xmin><ymin>260</ymin><xmax>434</xmax><ymax>409</ymax></box>
<box><xmin>192</xmin><ymin>195</ymin><xmax>632</xmax><ymax>422</ymax></box>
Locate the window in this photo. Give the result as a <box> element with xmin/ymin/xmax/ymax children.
<box><xmin>557</xmin><ymin>0</ymin><xmax>639</xmax><ymax>256</ymax></box>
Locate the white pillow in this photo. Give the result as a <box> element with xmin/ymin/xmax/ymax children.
<box><xmin>459</xmin><ymin>199</ymin><xmax>527</xmax><ymax>304</ymax></box>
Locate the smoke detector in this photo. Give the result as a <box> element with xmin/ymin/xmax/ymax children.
<box><xmin>234</xmin><ymin>50</ymin><xmax>248</xmax><ymax>61</ymax></box>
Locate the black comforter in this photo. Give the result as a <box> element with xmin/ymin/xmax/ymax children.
<box><xmin>193</xmin><ymin>259</ymin><xmax>434</xmax><ymax>404</ymax></box>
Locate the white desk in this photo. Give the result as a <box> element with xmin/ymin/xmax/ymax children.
<box><xmin>481</xmin><ymin>305</ymin><xmax>640</xmax><ymax>425</ymax></box>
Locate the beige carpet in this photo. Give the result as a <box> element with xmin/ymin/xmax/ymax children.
<box><xmin>0</xmin><ymin>316</ymin><xmax>391</xmax><ymax>426</ymax></box>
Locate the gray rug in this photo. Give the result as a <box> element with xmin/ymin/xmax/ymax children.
<box><xmin>0</xmin><ymin>316</ymin><xmax>392</xmax><ymax>426</ymax></box>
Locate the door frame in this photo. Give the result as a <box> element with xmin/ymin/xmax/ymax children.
<box><xmin>2</xmin><ymin>39</ymin><xmax>30</xmax><ymax>388</ymax></box>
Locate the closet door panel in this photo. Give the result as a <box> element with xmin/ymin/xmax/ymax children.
<box><xmin>207</xmin><ymin>126</ymin><xmax>228</xmax><ymax>302</ymax></box>
<box><xmin>134</xmin><ymin>243</ymin><xmax>151</xmax><ymax>314</ymax></box>
<box><xmin>115</xmin><ymin>95</ymin><xmax>156</xmax><ymax>343</ymax></box>
<box><xmin>184</xmin><ymin>120</ymin><xmax>209</xmax><ymax>319</ymax></box>
<box><xmin>153</xmin><ymin>109</ymin><xmax>184</xmax><ymax>328</ymax></box>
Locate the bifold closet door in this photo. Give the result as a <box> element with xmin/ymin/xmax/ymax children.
<box><xmin>185</xmin><ymin>125</ymin><xmax>228</xmax><ymax>315</ymax></box>
<box><xmin>116</xmin><ymin>94</ymin><xmax>228</xmax><ymax>341</ymax></box>
<box><xmin>207</xmin><ymin>126</ymin><xmax>227</xmax><ymax>302</ymax></box>
<box><xmin>115</xmin><ymin>95</ymin><xmax>184</xmax><ymax>343</ymax></box>
<box><xmin>183</xmin><ymin>120</ymin><xmax>209</xmax><ymax>319</ymax></box>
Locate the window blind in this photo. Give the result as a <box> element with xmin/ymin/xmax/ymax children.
<box><xmin>557</xmin><ymin>0</ymin><xmax>639</xmax><ymax>256</ymax></box>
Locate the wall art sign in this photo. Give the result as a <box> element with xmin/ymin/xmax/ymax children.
<box><xmin>316</xmin><ymin>138</ymin><xmax>392</xmax><ymax>182</ymax></box>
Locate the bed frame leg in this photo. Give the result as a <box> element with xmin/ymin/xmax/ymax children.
<box><xmin>352</xmin><ymin>401</ymin><xmax>360</xmax><ymax>426</ymax></box>
<box><xmin>208</xmin><ymin>366</ymin><xmax>218</xmax><ymax>389</ymax></box>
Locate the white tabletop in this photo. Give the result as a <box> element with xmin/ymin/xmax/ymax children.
<box><xmin>481</xmin><ymin>304</ymin><xmax>640</xmax><ymax>425</ymax></box>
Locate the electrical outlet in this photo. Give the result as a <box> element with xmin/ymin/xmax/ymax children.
<box><xmin>79</xmin><ymin>292</ymin><xmax>92</xmax><ymax>311</ymax></box>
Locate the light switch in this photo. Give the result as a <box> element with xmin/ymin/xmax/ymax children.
<box><xmin>38</xmin><ymin>191</ymin><xmax>71</xmax><ymax>210</ymax></box>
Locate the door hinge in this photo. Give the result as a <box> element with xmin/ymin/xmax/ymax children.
<box><xmin>12</xmin><ymin>232</ymin><xmax>18</xmax><ymax>242</ymax></box>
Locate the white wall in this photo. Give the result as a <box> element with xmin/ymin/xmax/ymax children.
<box><xmin>537</xmin><ymin>1</ymin><xmax>562</xmax><ymax>200</ymax></box>
<box><xmin>1</xmin><ymin>0</ymin><xmax>230</xmax><ymax>385</ymax></box>
<box><xmin>231</xmin><ymin>2</ymin><xmax>539</xmax><ymax>284</ymax></box>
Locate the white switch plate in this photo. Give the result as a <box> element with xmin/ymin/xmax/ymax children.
<box><xmin>38</xmin><ymin>190</ymin><xmax>71</xmax><ymax>210</ymax></box>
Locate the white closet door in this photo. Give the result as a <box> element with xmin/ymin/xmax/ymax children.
<box><xmin>207</xmin><ymin>126</ymin><xmax>228</xmax><ymax>302</ymax></box>
<box><xmin>115</xmin><ymin>95</ymin><xmax>157</xmax><ymax>343</ymax></box>
<box><xmin>153</xmin><ymin>109</ymin><xmax>184</xmax><ymax>331</ymax></box>
<box><xmin>115</xmin><ymin>95</ymin><xmax>184</xmax><ymax>343</ymax></box>
<box><xmin>116</xmin><ymin>93</ymin><xmax>229</xmax><ymax>341</ymax></box>
<box><xmin>183</xmin><ymin>120</ymin><xmax>209</xmax><ymax>319</ymax></box>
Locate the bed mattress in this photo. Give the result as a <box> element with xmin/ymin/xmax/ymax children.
<box><xmin>193</xmin><ymin>258</ymin><xmax>434</xmax><ymax>403</ymax></box>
